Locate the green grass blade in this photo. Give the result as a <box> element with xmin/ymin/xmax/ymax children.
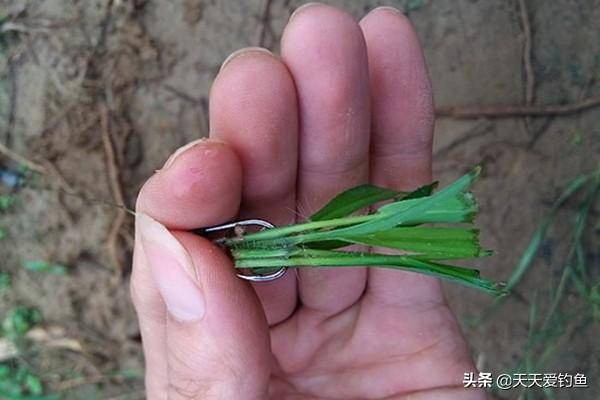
<box><xmin>504</xmin><ymin>170</ymin><xmax>598</xmax><ymax>292</ymax></box>
<box><xmin>234</xmin><ymin>248</ymin><xmax>505</xmax><ymax>296</ymax></box>
<box><xmin>232</xmin><ymin>175</ymin><xmax>470</xmax><ymax>247</ymax></box>
<box><xmin>221</xmin><ymin>166</ymin><xmax>505</xmax><ymax>296</ymax></box>
<box><xmin>309</xmin><ymin>184</ymin><xmax>400</xmax><ymax>221</ymax></box>
<box><xmin>309</xmin><ymin>181</ymin><xmax>437</xmax><ymax>222</ymax></box>
<box><xmin>378</xmin><ymin>188</ymin><xmax>477</xmax><ymax>223</ymax></box>
<box><xmin>339</xmin><ymin>227</ymin><xmax>490</xmax><ymax>259</ymax></box>
<box><xmin>504</xmin><ymin>220</ymin><xmax>548</xmax><ymax>291</ymax></box>
<box><xmin>367</xmin><ymin>193</ymin><xmax>477</xmax><ymax>225</ymax></box>
<box><xmin>322</xmin><ymin>167</ymin><xmax>480</xmax><ymax>236</ymax></box>
<box><xmin>230</xmin><ymin>248</ymin><xmax>293</xmax><ymax>259</ymax></box>
<box><xmin>402</xmin><ymin>182</ymin><xmax>438</xmax><ymax>200</ymax></box>
<box><xmin>541</xmin><ymin>177</ymin><xmax>598</xmax><ymax>329</ymax></box>
<box><xmin>274</xmin><ymin>168</ymin><xmax>480</xmax><ymax>245</ymax></box>
<box><xmin>224</xmin><ymin>214</ymin><xmax>374</xmax><ymax>245</ymax></box>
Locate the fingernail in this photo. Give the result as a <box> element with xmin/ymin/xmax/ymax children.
<box><xmin>368</xmin><ymin>6</ymin><xmax>403</xmax><ymax>16</ymax></box>
<box><xmin>219</xmin><ymin>47</ymin><xmax>273</xmax><ymax>72</ymax></box>
<box><xmin>137</xmin><ymin>213</ymin><xmax>205</xmax><ymax>321</ymax></box>
<box><xmin>163</xmin><ymin>138</ymin><xmax>208</xmax><ymax>170</ymax></box>
<box><xmin>289</xmin><ymin>2</ymin><xmax>322</xmax><ymax>22</ymax></box>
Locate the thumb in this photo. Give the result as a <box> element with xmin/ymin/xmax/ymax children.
<box><xmin>137</xmin><ymin>213</ymin><xmax>271</xmax><ymax>399</ymax></box>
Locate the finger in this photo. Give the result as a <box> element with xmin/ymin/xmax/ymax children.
<box><xmin>360</xmin><ymin>7</ymin><xmax>440</xmax><ymax>304</ymax></box>
<box><xmin>210</xmin><ymin>48</ymin><xmax>299</xmax><ymax>325</ymax></box>
<box><xmin>281</xmin><ymin>3</ymin><xmax>371</xmax><ymax>315</ymax></box>
<box><xmin>131</xmin><ymin>140</ymin><xmax>242</xmax><ymax>398</ymax></box>
<box><xmin>137</xmin><ymin>139</ymin><xmax>242</xmax><ymax>229</ymax></box>
<box><xmin>137</xmin><ymin>215</ymin><xmax>270</xmax><ymax>399</ymax></box>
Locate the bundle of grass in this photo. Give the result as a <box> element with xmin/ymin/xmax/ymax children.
<box><xmin>216</xmin><ymin>166</ymin><xmax>506</xmax><ymax>296</ymax></box>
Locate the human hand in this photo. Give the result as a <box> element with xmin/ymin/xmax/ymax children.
<box><xmin>131</xmin><ymin>4</ymin><xmax>485</xmax><ymax>399</ymax></box>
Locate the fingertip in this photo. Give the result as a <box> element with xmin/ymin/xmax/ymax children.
<box><xmin>286</xmin><ymin>2</ymin><xmax>358</xmax><ymax>29</ymax></box>
<box><xmin>359</xmin><ymin>5</ymin><xmax>426</xmax><ymax>66</ymax></box>
<box><xmin>362</xmin><ymin>5</ymin><xmax>409</xmax><ymax>24</ymax></box>
<box><xmin>282</xmin><ymin>3</ymin><xmax>364</xmax><ymax>53</ymax></box>
<box><xmin>219</xmin><ymin>46</ymin><xmax>273</xmax><ymax>73</ymax></box>
<box><xmin>137</xmin><ymin>138</ymin><xmax>242</xmax><ymax>229</ymax></box>
<box><xmin>288</xmin><ymin>2</ymin><xmax>322</xmax><ymax>22</ymax></box>
<box><xmin>212</xmin><ymin>46</ymin><xmax>284</xmax><ymax>91</ymax></box>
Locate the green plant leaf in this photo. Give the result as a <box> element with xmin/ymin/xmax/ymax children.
<box><xmin>310</xmin><ymin>184</ymin><xmax>400</xmax><ymax>221</ymax></box>
<box><xmin>0</xmin><ymin>272</ymin><xmax>11</xmax><ymax>291</ymax></box>
<box><xmin>276</xmin><ymin>168</ymin><xmax>480</xmax><ymax>246</ymax></box>
<box><xmin>23</xmin><ymin>261</ymin><xmax>67</xmax><ymax>276</ymax></box>
<box><xmin>0</xmin><ymin>195</ymin><xmax>15</xmax><ymax>212</ymax></box>
<box><xmin>334</xmin><ymin>168</ymin><xmax>478</xmax><ymax>237</ymax></box>
<box><xmin>234</xmin><ymin>248</ymin><xmax>505</xmax><ymax>296</ymax></box>
<box><xmin>220</xmin><ymin>165</ymin><xmax>505</xmax><ymax>295</ymax></box>
<box><xmin>402</xmin><ymin>182</ymin><xmax>438</xmax><ymax>200</ymax></box>
<box><xmin>378</xmin><ymin>191</ymin><xmax>477</xmax><ymax>224</ymax></box>
<box><xmin>0</xmin><ymin>362</ymin><xmax>56</xmax><ymax>400</ymax></box>
<box><xmin>309</xmin><ymin>182</ymin><xmax>438</xmax><ymax>222</ymax></box>
<box><xmin>339</xmin><ymin>227</ymin><xmax>491</xmax><ymax>259</ymax></box>
<box><xmin>504</xmin><ymin>170</ymin><xmax>598</xmax><ymax>292</ymax></box>
<box><xmin>24</xmin><ymin>374</ymin><xmax>43</xmax><ymax>396</ymax></box>
<box><xmin>1</xmin><ymin>307</ymin><xmax>41</xmax><ymax>340</ymax></box>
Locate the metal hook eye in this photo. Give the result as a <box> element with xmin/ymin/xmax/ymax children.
<box><xmin>236</xmin><ymin>265</ymin><xmax>287</xmax><ymax>282</ymax></box>
<box><xmin>198</xmin><ymin>219</ymin><xmax>287</xmax><ymax>282</ymax></box>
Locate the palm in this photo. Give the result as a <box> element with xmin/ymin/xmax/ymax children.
<box><xmin>264</xmin><ymin>256</ymin><xmax>476</xmax><ymax>399</ymax></box>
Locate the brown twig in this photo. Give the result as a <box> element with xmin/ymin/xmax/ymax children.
<box><xmin>519</xmin><ymin>0</ymin><xmax>535</xmax><ymax>105</ymax></box>
<box><xmin>39</xmin><ymin>159</ymin><xmax>75</xmax><ymax>193</ymax></box>
<box><xmin>99</xmin><ymin>103</ymin><xmax>127</xmax><ymax>276</ymax></box>
<box><xmin>517</xmin><ymin>0</ymin><xmax>536</xmax><ymax>139</ymax></box>
<box><xmin>4</xmin><ymin>61</ymin><xmax>17</xmax><ymax>147</ymax></box>
<box><xmin>435</xmin><ymin>96</ymin><xmax>600</xmax><ymax>119</ymax></box>
<box><xmin>439</xmin><ymin>3</ymin><xmax>598</xmax><ymax>122</ymax></box>
<box><xmin>0</xmin><ymin>141</ymin><xmax>47</xmax><ymax>174</ymax></box>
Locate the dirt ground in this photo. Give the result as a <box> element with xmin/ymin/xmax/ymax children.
<box><xmin>0</xmin><ymin>0</ymin><xmax>598</xmax><ymax>399</ymax></box>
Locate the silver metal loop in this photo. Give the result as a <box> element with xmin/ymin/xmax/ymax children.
<box><xmin>202</xmin><ymin>218</ymin><xmax>275</xmax><ymax>233</ymax></box>
<box><xmin>236</xmin><ymin>265</ymin><xmax>287</xmax><ymax>282</ymax></box>
<box><xmin>200</xmin><ymin>218</ymin><xmax>287</xmax><ymax>282</ymax></box>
